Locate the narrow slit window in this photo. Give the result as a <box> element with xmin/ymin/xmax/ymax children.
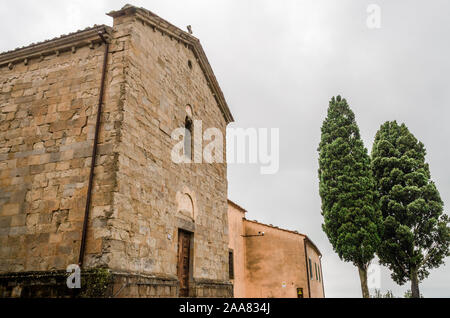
<box><xmin>184</xmin><ymin>117</ymin><xmax>193</xmax><ymax>160</ymax></box>
<box><xmin>229</xmin><ymin>250</ymin><xmax>234</xmax><ymax>280</ymax></box>
<box><xmin>318</xmin><ymin>264</ymin><xmax>321</xmax><ymax>282</ymax></box>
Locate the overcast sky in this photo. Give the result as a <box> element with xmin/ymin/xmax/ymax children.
<box><xmin>1</xmin><ymin>0</ymin><xmax>449</xmax><ymax>298</ymax></box>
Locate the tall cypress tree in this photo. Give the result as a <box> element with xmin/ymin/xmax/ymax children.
<box><xmin>371</xmin><ymin>121</ymin><xmax>450</xmax><ymax>298</ymax></box>
<box><xmin>318</xmin><ymin>96</ymin><xmax>381</xmax><ymax>298</ymax></box>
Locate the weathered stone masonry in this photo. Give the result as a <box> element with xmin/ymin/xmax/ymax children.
<box><xmin>0</xmin><ymin>5</ymin><xmax>234</xmax><ymax>298</ymax></box>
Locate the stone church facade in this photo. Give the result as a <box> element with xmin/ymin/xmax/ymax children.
<box><xmin>0</xmin><ymin>5</ymin><xmax>233</xmax><ymax>297</ymax></box>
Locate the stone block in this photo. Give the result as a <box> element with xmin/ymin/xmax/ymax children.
<box><xmin>1</xmin><ymin>204</ymin><xmax>21</xmax><ymax>216</ymax></box>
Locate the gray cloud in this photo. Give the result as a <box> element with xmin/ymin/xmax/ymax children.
<box><xmin>1</xmin><ymin>0</ymin><xmax>449</xmax><ymax>297</ymax></box>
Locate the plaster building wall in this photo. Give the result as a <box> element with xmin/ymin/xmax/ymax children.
<box><xmin>305</xmin><ymin>240</ymin><xmax>325</xmax><ymax>298</ymax></box>
<box><xmin>227</xmin><ymin>201</ymin><xmax>325</xmax><ymax>298</ymax></box>
<box><xmin>243</xmin><ymin>220</ymin><xmax>310</xmax><ymax>298</ymax></box>
<box><xmin>227</xmin><ymin>200</ymin><xmax>246</xmax><ymax>298</ymax></box>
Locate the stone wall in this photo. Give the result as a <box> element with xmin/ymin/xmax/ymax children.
<box><xmin>0</xmin><ymin>27</ymin><xmax>122</xmax><ymax>273</ymax></box>
<box><xmin>0</xmin><ymin>270</ymin><xmax>233</xmax><ymax>298</ymax></box>
<box><xmin>104</xmin><ymin>11</ymin><xmax>231</xmax><ymax>287</ymax></box>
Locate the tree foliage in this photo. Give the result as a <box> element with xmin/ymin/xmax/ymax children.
<box><xmin>371</xmin><ymin>121</ymin><xmax>450</xmax><ymax>295</ymax></box>
<box><xmin>318</xmin><ymin>96</ymin><xmax>382</xmax><ymax>297</ymax></box>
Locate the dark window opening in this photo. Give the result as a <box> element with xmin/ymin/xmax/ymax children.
<box><xmin>318</xmin><ymin>264</ymin><xmax>321</xmax><ymax>282</ymax></box>
<box><xmin>184</xmin><ymin>116</ymin><xmax>193</xmax><ymax>160</ymax></box>
<box><xmin>309</xmin><ymin>258</ymin><xmax>313</xmax><ymax>280</ymax></box>
<box><xmin>315</xmin><ymin>263</ymin><xmax>318</xmax><ymax>280</ymax></box>
<box><xmin>229</xmin><ymin>250</ymin><xmax>234</xmax><ymax>280</ymax></box>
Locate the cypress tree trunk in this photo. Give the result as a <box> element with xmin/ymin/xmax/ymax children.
<box><xmin>358</xmin><ymin>266</ymin><xmax>370</xmax><ymax>298</ymax></box>
<box><xmin>411</xmin><ymin>269</ymin><xmax>420</xmax><ymax>298</ymax></box>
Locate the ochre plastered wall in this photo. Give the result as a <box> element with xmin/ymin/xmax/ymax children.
<box><xmin>227</xmin><ymin>203</ymin><xmax>325</xmax><ymax>298</ymax></box>
<box><xmin>227</xmin><ymin>202</ymin><xmax>246</xmax><ymax>298</ymax></box>
<box><xmin>243</xmin><ymin>221</ymin><xmax>310</xmax><ymax>298</ymax></box>
<box><xmin>305</xmin><ymin>241</ymin><xmax>325</xmax><ymax>298</ymax></box>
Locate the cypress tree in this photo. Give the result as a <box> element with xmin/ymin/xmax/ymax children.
<box><xmin>371</xmin><ymin>121</ymin><xmax>450</xmax><ymax>298</ymax></box>
<box><xmin>318</xmin><ymin>96</ymin><xmax>381</xmax><ymax>298</ymax></box>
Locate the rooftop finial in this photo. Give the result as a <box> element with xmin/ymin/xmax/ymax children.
<box><xmin>186</xmin><ymin>25</ymin><xmax>193</xmax><ymax>35</ymax></box>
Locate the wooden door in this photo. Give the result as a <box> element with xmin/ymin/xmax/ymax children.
<box><xmin>177</xmin><ymin>230</ymin><xmax>191</xmax><ymax>297</ymax></box>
